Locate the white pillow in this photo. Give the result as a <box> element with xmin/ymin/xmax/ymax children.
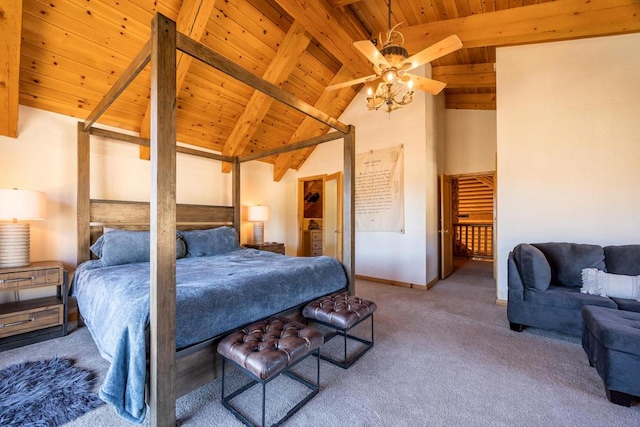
<box><xmin>581</xmin><ymin>268</ymin><xmax>640</xmax><ymax>300</ymax></box>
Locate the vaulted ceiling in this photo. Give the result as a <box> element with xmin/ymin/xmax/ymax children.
<box><xmin>2</xmin><ymin>0</ymin><xmax>638</xmax><ymax>180</ymax></box>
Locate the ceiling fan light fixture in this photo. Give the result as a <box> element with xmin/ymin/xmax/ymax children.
<box><xmin>366</xmin><ymin>78</ymin><xmax>414</xmax><ymax>114</ymax></box>
<box><xmin>382</xmin><ymin>69</ymin><xmax>396</xmax><ymax>83</ymax></box>
<box><xmin>380</xmin><ymin>44</ymin><xmax>408</xmax><ymax>67</ymax></box>
<box><xmin>330</xmin><ymin>0</ymin><xmax>462</xmax><ymax>113</ymax></box>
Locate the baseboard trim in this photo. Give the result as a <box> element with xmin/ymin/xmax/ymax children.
<box><xmin>495</xmin><ymin>299</ymin><xmax>507</xmax><ymax>307</ymax></box>
<box><xmin>355</xmin><ymin>274</ymin><xmax>433</xmax><ymax>290</ymax></box>
<box><xmin>426</xmin><ymin>276</ymin><xmax>439</xmax><ymax>290</ymax></box>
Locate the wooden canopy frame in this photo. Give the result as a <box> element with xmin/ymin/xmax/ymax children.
<box><xmin>77</xmin><ymin>13</ymin><xmax>355</xmax><ymax>427</ymax></box>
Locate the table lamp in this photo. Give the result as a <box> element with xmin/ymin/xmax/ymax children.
<box><xmin>247</xmin><ymin>205</ymin><xmax>269</xmax><ymax>245</ymax></box>
<box><xmin>0</xmin><ymin>189</ymin><xmax>47</xmax><ymax>268</ymax></box>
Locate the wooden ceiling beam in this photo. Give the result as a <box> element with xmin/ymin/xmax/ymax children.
<box><xmin>273</xmin><ymin>66</ymin><xmax>357</xmax><ymax>182</ymax></box>
<box><xmin>219</xmin><ymin>20</ymin><xmax>312</xmax><ymax>173</ymax></box>
<box><xmin>432</xmin><ymin>63</ymin><xmax>496</xmax><ymax>89</ymax></box>
<box><xmin>0</xmin><ymin>0</ymin><xmax>22</xmax><ymax>138</ymax></box>
<box><xmin>139</xmin><ymin>0</ymin><xmax>216</xmax><ymax>159</ymax></box>
<box><xmin>273</xmin><ymin>0</ymin><xmax>372</xmax><ymax>78</ymax></box>
<box><xmin>401</xmin><ymin>0</ymin><xmax>640</xmax><ymax>54</ymax></box>
<box><xmin>329</xmin><ymin>0</ymin><xmax>360</xmax><ymax>7</ymax></box>
<box><xmin>445</xmin><ymin>93</ymin><xmax>496</xmax><ymax>110</ymax></box>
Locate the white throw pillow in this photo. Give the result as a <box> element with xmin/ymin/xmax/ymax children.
<box><xmin>581</xmin><ymin>268</ymin><xmax>640</xmax><ymax>300</ymax></box>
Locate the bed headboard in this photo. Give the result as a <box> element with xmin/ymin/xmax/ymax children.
<box><xmin>80</xmin><ymin>199</ymin><xmax>235</xmax><ymax>263</ymax></box>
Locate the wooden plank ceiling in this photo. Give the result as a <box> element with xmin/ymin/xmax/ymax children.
<box><xmin>5</xmin><ymin>0</ymin><xmax>640</xmax><ymax>179</ymax></box>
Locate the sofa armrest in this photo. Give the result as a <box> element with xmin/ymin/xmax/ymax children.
<box><xmin>508</xmin><ymin>252</ymin><xmax>525</xmax><ymax>295</ymax></box>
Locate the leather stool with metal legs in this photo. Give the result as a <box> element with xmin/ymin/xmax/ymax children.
<box><xmin>217</xmin><ymin>316</ymin><xmax>324</xmax><ymax>427</ymax></box>
<box><xmin>303</xmin><ymin>294</ymin><xmax>377</xmax><ymax>369</ymax></box>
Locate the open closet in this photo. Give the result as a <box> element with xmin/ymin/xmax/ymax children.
<box><xmin>298</xmin><ymin>173</ymin><xmax>343</xmax><ymax>259</ymax></box>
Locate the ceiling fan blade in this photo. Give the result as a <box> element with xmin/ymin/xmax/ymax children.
<box><xmin>354</xmin><ymin>40</ymin><xmax>391</xmax><ymax>70</ymax></box>
<box><xmin>399</xmin><ymin>35</ymin><xmax>463</xmax><ymax>72</ymax></box>
<box><xmin>326</xmin><ymin>74</ymin><xmax>378</xmax><ymax>91</ymax></box>
<box><xmin>406</xmin><ymin>73</ymin><xmax>447</xmax><ymax>95</ymax></box>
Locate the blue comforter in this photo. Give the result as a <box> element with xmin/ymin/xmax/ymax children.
<box><xmin>72</xmin><ymin>249</ymin><xmax>347</xmax><ymax>423</ymax></box>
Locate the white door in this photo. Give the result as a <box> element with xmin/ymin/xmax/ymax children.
<box><xmin>323</xmin><ymin>173</ymin><xmax>343</xmax><ymax>260</ymax></box>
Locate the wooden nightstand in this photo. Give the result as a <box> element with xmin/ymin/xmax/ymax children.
<box><xmin>244</xmin><ymin>242</ymin><xmax>285</xmax><ymax>255</ymax></box>
<box><xmin>0</xmin><ymin>261</ymin><xmax>68</xmax><ymax>351</ymax></box>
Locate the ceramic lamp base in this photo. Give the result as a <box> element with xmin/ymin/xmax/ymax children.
<box><xmin>0</xmin><ymin>223</ymin><xmax>31</xmax><ymax>268</ymax></box>
<box><xmin>252</xmin><ymin>222</ymin><xmax>264</xmax><ymax>245</ymax></box>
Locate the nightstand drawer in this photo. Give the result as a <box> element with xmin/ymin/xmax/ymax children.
<box><xmin>0</xmin><ymin>299</ymin><xmax>63</xmax><ymax>339</ymax></box>
<box><xmin>0</xmin><ymin>267</ymin><xmax>61</xmax><ymax>291</ymax></box>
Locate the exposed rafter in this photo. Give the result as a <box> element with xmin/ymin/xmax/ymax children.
<box><xmin>446</xmin><ymin>93</ymin><xmax>496</xmax><ymax>111</ymax></box>
<box><xmin>272</xmin><ymin>0</ymin><xmax>371</xmax><ymax>78</ymax></box>
<box><xmin>0</xmin><ymin>0</ymin><xmax>22</xmax><ymax>138</ymax></box>
<box><xmin>273</xmin><ymin>66</ymin><xmax>357</xmax><ymax>182</ymax></box>
<box><xmin>219</xmin><ymin>21</ymin><xmax>311</xmax><ymax>173</ymax></box>
<box><xmin>139</xmin><ymin>0</ymin><xmax>216</xmax><ymax>160</ymax></box>
<box><xmin>432</xmin><ymin>63</ymin><xmax>496</xmax><ymax>89</ymax></box>
<box><xmin>329</xmin><ymin>0</ymin><xmax>360</xmax><ymax>7</ymax></box>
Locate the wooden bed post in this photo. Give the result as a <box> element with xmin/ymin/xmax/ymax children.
<box><xmin>149</xmin><ymin>13</ymin><xmax>177</xmax><ymax>427</ymax></box>
<box><xmin>343</xmin><ymin>125</ymin><xmax>356</xmax><ymax>295</ymax></box>
<box><xmin>77</xmin><ymin>122</ymin><xmax>91</xmax><ymax>265</ymax></box>
<box><xmin>232</xmin><ymin>157</ymin><xmax>241</xmax><ymax>240</ymax></box>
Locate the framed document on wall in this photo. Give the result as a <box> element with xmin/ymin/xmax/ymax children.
<box><xmin>355</xmin><ymin>145</ymin><xmax>404</xmax><ymax>233</ymax></box>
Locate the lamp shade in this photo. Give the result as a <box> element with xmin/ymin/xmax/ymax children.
<box><xmin>247</xmin><ymin>205</ymin><xmax>269</xmax><ymax>222</ymax></box>
<box><xmin>0</xmin><ymin>189</ymin><xmax>47</xmax><ymax>221</ymax></box>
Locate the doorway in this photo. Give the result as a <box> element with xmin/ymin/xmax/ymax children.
<box><xmin>452</xmin><ymin>173</ymin><xmax>494</xmax><ymax>260</ymax></box>
<box><xmin>440</xmin><ymin>172</ymin><xmax>495</xmax><ymax>278</ymax></box>
<box><xmin>297</xmin><ymin>173</ymin><xmax>343</xmax><ymax>259</ymax></box>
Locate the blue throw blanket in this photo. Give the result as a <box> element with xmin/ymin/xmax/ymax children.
<box><xmin>72</xmin><ymin>249</ymin><xmax>347</xmax><ymax>423</ymax></box>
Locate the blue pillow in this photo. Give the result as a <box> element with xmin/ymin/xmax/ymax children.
<box><xmin>533</xmin><ymin>242</ymin><xmax>605</xmax><ymax>287</ymax></box>
<box><xmin>90</xmin><ymin>230</ymin><xmax>187</xmax><ymax>266</ymax></box>
<box><xmin>180</xmin><ymin>227</ymin><xmax>240</xmax><ymax>257</ymax></box>
<box><xmin>513</xmin><ymin>243</ymin><xmax>552</xmax><ymax>291</ymax></box>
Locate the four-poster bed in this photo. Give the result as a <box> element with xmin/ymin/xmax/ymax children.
<box><xmin>76</xmin><ymin>13</ymin><xmax>356</xmax><ymax>426</ymax></box>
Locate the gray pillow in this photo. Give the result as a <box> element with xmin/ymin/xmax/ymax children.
<box><xmin>90</xmin><ymin>230</ymin><xmax>187</xmax><ymax>266</ymax></box>
<box><xmin>180</xmin><ymin>227</ymin><xmax>240</xmax><ymax>257</ymax></box>
<box><xmin>513</xmin><ymin>243</ymin><xmax>552</xmax><ymax>291</ymax></box>
<box><xmin>533</xmin><ymin>243</ymin><xmax>605</xmax><ymax>287</ymax></box>
<box><xmin>604</xmin><ymin>245</ymin><xmax>640</xmax><ymax>276</ymax></box>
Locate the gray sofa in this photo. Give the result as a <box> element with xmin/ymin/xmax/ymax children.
<box><xmin>507</xmin><ymin>242</ymin><xmax>640</xmax><ymax>336</ymax></box>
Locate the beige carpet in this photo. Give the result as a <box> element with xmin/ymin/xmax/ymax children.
<box><xmin>2</xmin><ymin>260</ymin><xmax>639</xmax><ymax>426</ymax></box>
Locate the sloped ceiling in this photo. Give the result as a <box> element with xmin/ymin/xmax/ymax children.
<box><xmin>2</xmin><ymin>0</ymin><xmax>639</xmax><ymax>180</ymax></box>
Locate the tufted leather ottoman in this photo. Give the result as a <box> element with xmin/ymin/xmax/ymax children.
<box><xmin>303</xmin><ymin>294</ymin><xmax>377</xmax><ymax>369</ymax></box>
<box><xmin>582</xmin><ymin>305</ymin><xmax>640</xmax><ymax>406</ymax></box>
<box><xmin>217</xmin><ymin>316</ymin><xmax>324</xmax><ymax>426</ymax></box>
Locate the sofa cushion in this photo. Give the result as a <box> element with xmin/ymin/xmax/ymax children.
<box><xmin>604</xmin><ymin>245</ymin><xmax>640</xmax><ymax>276</ymax></box>
<box><xmin>532</xmin><ymin>243</ymin><xmax>605</xmax><ymax>287</ymax></box>
<box><xmin>524</xmin><ymin>285</ymin><xmax>617</xmax><ymax>311</ymax></box>
<box><xmin>513</xmin><ymin>244</ymin><xmax>551</xmax><ymax>291</ymax></box>
<box><xmin>610</xmin><ymin>297</ymin><xmax>640</xmax><ymax>313</ymax></box>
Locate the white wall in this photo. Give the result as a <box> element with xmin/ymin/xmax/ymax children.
<box><xmin>444</xmin><ymin>109</ymin><xmax>496</xmax><ymax>175</ymax></box>
<box><xmin>496</xmin><ymin>33</ymin><xmax>640</xmax><ymax>301</ymax></box>
<box><xmin>298</xmin><ymin>65</ymin><xmax>444</xmax><ymax>286</ymax></box>
<box><xmin>0</xmin><ymin>105</ymin><xmax>298</xmax><ymax>271</ymax></box>
<box><xmin>239</xmin><ymin>160</ymin><xmax>297</xmax><ymax>254</ymax></box>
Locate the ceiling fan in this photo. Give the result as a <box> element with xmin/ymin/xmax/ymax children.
<box><xmin>327</xmin><ymin>0</ymin><xmax>463</xmax><ymax>111</ymax></box>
